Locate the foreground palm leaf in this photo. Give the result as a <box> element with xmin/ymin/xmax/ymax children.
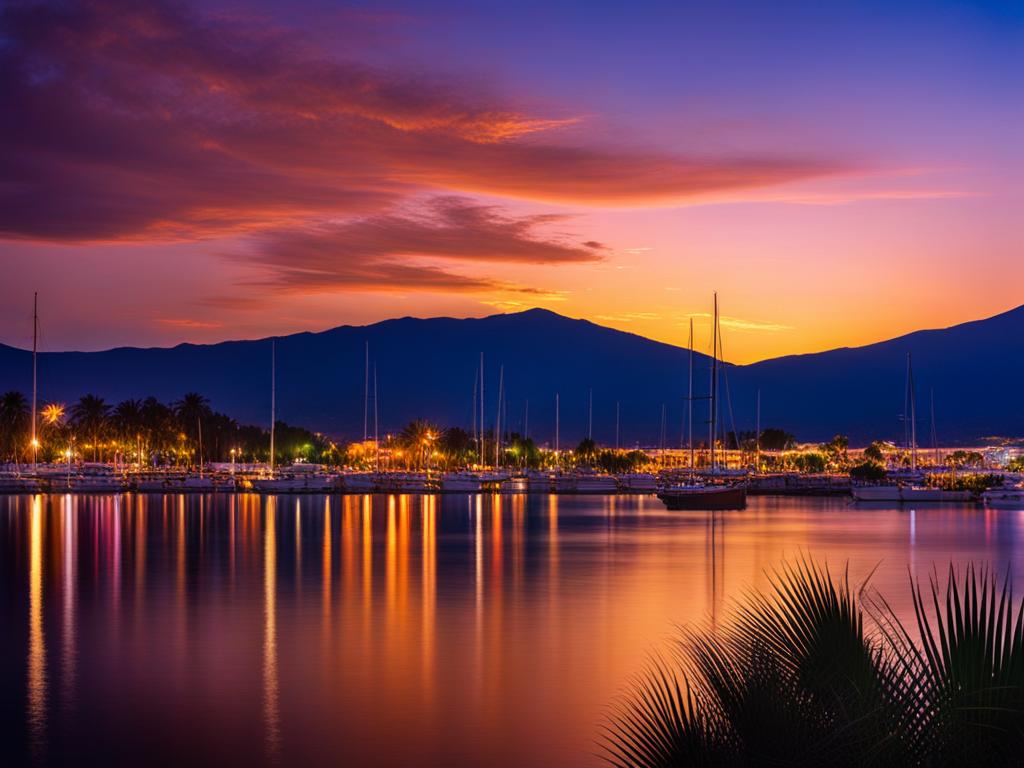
<box><xmin>604</xmin><ymin>559</ymin><xmax>1024</xmax><ymax>767</ymax></box>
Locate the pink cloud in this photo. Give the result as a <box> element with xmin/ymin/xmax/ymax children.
<box><xmin>238</xmin><ymin>196</ymin><xmax>604</xmax><ymax>294</ymax></box>
<box><xmin>0</xmin><ymin>0</ymin><xmax>846</xmax><ymax>246</ymax></box>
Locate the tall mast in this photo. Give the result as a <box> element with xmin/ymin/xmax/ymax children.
<box><xmin>524</xmin><ymin>399</ymin><xmax>529</xmax><ymax>441</ymax></box>
<box><xmin>31</xmin><ymin>291</ymin><xmax>38</xmax><ymax>468</ymax></box>
<box><xmin>363</xmin><ymin>341</ymin><xmax>369</xmax><ymax>441</ymax></box>
<box><xmin>479</xmin><ymin>352</ymin><xmax>484</xmax><ymax>465</ymax></box>
<box><xmin>472</xmin><ymin>366</ymin><xmax>478</xmax><ymax>455</ymax></box>
<box><xmin>269</xmin><ymin>339</ymin><xmax>276</xmax><ymax>473</ymax></box>
<box><xmin>588</xmin><ymin>388</ymin><xmax>593</xmax><ymax>440</ymax></box>
<box><xmin>615</xmin><ymin>401</ymin><xmax>620</xmax><ymax>450</ymax></box>
<box><xmin>555</xmin><ymin>393</ymin><xmax>560</xmax><ymax>455</ymax></box>
<box><xmin>755</xmin><ymin>389</ymin><xmax>761</xmax><ymax>472</ymax></box>
<box><xmin>907</xmin><ymin>353</ymin><xmax>917</xmax><ymax>471</ymax></box>
<box><xmin>931</xmin><ymin>389</ymin><xmax>939</xmax><ymax>466</ymax></box>
<box><xmin>710</xmin><ymin>293</ymin><xmax>718</xmax><ymax>474</ymax></box>
<box><xmin>660</xmin><ymin>403</ymin><xmax>667</xmax><ymax>452</ymax></box>
<box><xmin>688</xmin><ymin>317</ymin><xmax>693</xmax><ymax>472</ymax></box>
<box><xmin>374</xmin><ymin>364</ymin><xmax>379</xmax><ymax>472</ymax></box>
<box><xmin>494</xmin><ymin>365</ymin><xmax>504</xmax><ymax>466</ymax></box>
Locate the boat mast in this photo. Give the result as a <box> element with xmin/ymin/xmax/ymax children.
<box><xmin>555</xmin><ymin>392</ymin><xmax>560</xmax><ymax>455</ymax></box>
<box><xmin>710</xmin><ymin>293</ymin><xmax>719</xmax><ymax>474</ymax></box>
<box><xmin>31</xmin><ymin>291</ymin><xmax>38</xmax><ymax>468</ymax></box>
<box><xmin>588</xmin><ymin>388</ymin><xmax>593</xmax><ymax>440</ymax></box>
<box><xmin>524</xmin><ymin>399</ymin><xmax>529</xmax><ymax>441</ymax></box>
<box><xmin>755</xmin><ymin>389</ymin><xmax>761</xmax><ymax>472</ymax></box>
<box><xmin>374</xmin><ymin>364</ymin><xmax>379</xmax><ymax>472</ymax></box>
<box><xmin>688</xmin><ymin>317</ymin><xmax>694</xmax><ymax>474</ymax></box>
<box><xmin>930</xmin><ymin>388</ymin><xmax>939</xmax><ymax>465</ymax></box>
<box><xmin>907</xmin><ymin>352</ymin><xmax>917</xmax><ymax>472</ymax></box>
<box><xmin>615</xmin><ymin>401</ymin><xmax>620</xmax><ymax>451</ymax></box>
<box><xmin>494</xmin><ymin>365</ymin><xmax>504</xmax><ymax>466</ymax></box>
<box><xmin>479</xmin><ymin>352</ymin><xmax>485</xmax><ymax>466</ymax></box>
<box><xmin>363</xmin><ymin>341</ymin><xmax>369</xmax><ymax>441</ymax></box>
<box><xmin>269</xmin><ymin>339</ymin><xmax>276</xmax><ymax>474</ymax></box>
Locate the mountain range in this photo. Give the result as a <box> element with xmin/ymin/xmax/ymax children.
<box><xmin>1</xmin><ymin>305</ymin><xmax>1021</xmax><ymax>445</ymax></box>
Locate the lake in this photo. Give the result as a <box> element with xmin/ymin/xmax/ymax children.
<box><xmin>2</xmin><ymin>493</ymin><xmax>1022</xmax><ymax>766</ymax></box>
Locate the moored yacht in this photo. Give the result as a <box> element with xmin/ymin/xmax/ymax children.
<box><xmin>617</xmin><ymin>472</ymin><xmax>657</xmax><ymax>493</ymax></box>
<box><xmin>657</xmin><ymin>482</ymin><xmax>747</xmax><ymax>511</ymax></box>
<box><xmin>852</xmin><ymin>484</ymin><xmax>973</xmax><ymax>503</ymax></box>
<box><xmin>440</xmin><ymin>472</ymin><xmax>484</xmax><ymax>492</ymax></box>
<box><xmin>657</xmin><ymin>293</ymin><xmax>747</xmax><ymax>511</ymax></box>
<box><xmin>342</xmin><ymin>472</ymin><xmax>379</xmax><ymax>493</ymax></box>
<box><xmin>982</xmin><ymin>486</ymin><xmax>1024</xmax><ymax>510</ymax></box>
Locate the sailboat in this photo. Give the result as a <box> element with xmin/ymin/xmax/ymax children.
<box><xmin>657</xmin><ymin>294</ymin><xmax>747</xmax><ymax>511</ymax></box>
<box><xmin>852</xmin><ymin>355</ymin><xmax>969</xmax><ymax>503</ymax></box>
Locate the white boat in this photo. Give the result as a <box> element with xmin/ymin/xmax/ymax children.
<box><xmin>525</xmin><ymin>470</ymin><xmax>553</xmax><ymax>493</ymax></box>
<box><xmin>552</xmin><ymin>471</ymin><xmax>618</xmax><ymax>494</ymax></box>
<box><xmin>0</xmin><ymin>473</ymin><xmax>42</xmax><ymax>492</ymax></box>
<box><xmin>618</xmin><ymin>473</ymin><xmax>657</xmax><ymax>493</ymax></box>
<box><xmin>63</xmin><ymin>474</ymin><xmax>126</xmax><ymax>493</ymax></box>
<box><xmin>574</xmin><ymin>472</ymin><xmax>618</xmax><ymax>493</ymax></box>
<box><xmin>440</xmin><ymin>472</ymin><xmax>483</xmax><ymax>492</ymax></box>
<box><xmin>983</xmin><ymin>488</ymin><xmax>1024</xmax><ymax>510</ymax></box>
<box><xmin>251</xmin><ymin>474</ymin><xmax>336</xmax><ymax>493</ymax></box>
<box><xmin>503</xmin><ymin>476</ymin><xmax>528</xmax><ymax>494</ymax></box>
<box><xmin>852</xmin><ymin>485</ymin><xmax>903</xmax><ymax>502</ymax></box>
<box><xmin>342</xmin><ymin>472</ymin><xmax>378</xmax><ymax>493</ymax></box>
<box><xmin>900</xmin><ymin>486</ymin><xmax>972</xmax><ymax>503</ymax></box>
<box><xmin>378</xmin><ymin>473</ymin><xmax>434</xmax><ymax>493</ymax></box>
<box><xmin>552</xmin><ymin>473</ymin><xmax>576</xmax><ymax>493</ymax></box>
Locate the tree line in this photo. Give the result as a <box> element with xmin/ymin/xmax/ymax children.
<box><xmin>0</xmin><ymin>390</ymin><xmax>327</xmax><ymax>466</ymax></box>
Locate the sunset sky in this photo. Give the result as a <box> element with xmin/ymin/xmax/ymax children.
<box><xmin>1</xmin><ymin>0</ymin><xmax>1021</xmax><ymax>362</ymax></box>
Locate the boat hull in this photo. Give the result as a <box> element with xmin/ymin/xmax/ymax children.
<box><xmin>657</xmin><ymin>485</ymin><xmax>747</xmax><ymax>511</ymax></box>
<box><xmin>983</xmin><ymin>491</ymin><xmax>1024</xmax><ymax>510</ymax></box>
<box><xmin>853</xmin><ymin>486</ymin><xmax>973</xmax><ymax>503</ymax></box>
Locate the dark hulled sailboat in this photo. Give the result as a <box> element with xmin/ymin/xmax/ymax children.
<box><xmin>657</xmin><ymin>293</ymin><xmax>747</xmax><ymax>511</ymax></box>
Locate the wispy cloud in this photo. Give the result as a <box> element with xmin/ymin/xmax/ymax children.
<box><xmin>596</xmin><ymin>312</ymin><xmax>662</xmax><ymax>323</ymax></box>
<box><xmin>685</xmin><ymin>313</ymin><xmax>793</xmax><ymax>332</ymax></box>
<box><xmin>155</xmin><ymin>318</ymin><xmax>224</xmax><ymax>329</ymax></box>
<box><xmin>236</xmin><ymin>197</ymin><xmax>603</xmax><ymax>294</ymax></box>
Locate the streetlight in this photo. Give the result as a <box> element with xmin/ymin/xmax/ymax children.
<box><xmin>230</xmin><ymin>448</ymin><xmax>237</xmax><ymax>474</ymax></box>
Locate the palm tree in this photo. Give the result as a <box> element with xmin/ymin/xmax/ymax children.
<box><xmin>140</xmin><ymin>397</ymin><xmax>176</xmax><ymax>461</ymax></box>
<box><xmin>70</xmin><ymin>394</ymin><xmax>111</xmax><ymax>462</ymax></box>
<box><xmin>0</xmin><ymin>390</ymin><xmax>30</xmax><ymax>462</ymax></box>
<box><xmin>113</xmin><ymin>399</ymin><xmax>145</xmax><ymax>464</ymax></box>
<box><xmin>173</xmin><ymin>393</ymin><xmax>211</xmax><ymax>467</ymax></box>
<box><xmin>399</xmin><ymin>419</ymin><xmax>439</xmax><ymax>470</ymax></box>
<box><xmin>439</xmin><ymin>427</ymin><xmax>472</xmax><ymax>468</ymax></box>
<box><xmin>604</xmin><ymin>560</ymin><xmax>1024</xmax><ymax>767</ymax></box>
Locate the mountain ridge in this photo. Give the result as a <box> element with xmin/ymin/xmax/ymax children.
<box><xmin>0</xmin><ymin>304</ymin><xmax>1020</xmax><ymax>444</ymax></box>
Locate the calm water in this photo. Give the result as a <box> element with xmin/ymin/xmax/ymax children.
<box><xmin>3</xmin><ymin>493</ymin><xmax>1023</xmax><ymax>767</ymax></box>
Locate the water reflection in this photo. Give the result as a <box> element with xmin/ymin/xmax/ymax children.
<box><xmin>61</xmin><ymin>495</ymin><xmax>76</xmax><ymax>713</ymax></box>
<box><xmin>263</xmin><ymin>498</ymin><xmax>280</xmax><ymax>763</ymax></box>
<box><xmin>28</xmin><ymin>495</ymin><xmax>46</xmax><ymax>761</ymax></box>
<box><xmin>3</xmin><ymin>493</ymin><xmax>1024</xmax><ymax>767</ymax></box>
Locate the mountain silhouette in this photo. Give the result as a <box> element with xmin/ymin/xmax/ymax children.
<box><xmin>1</xmin><ymin>305</ymin><xmax>1021</xmax><ymax>445</ymax></box>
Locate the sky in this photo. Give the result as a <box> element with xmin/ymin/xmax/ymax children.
<box><xmin>1</xmin><ymin>0</ymin><xmax>1021</xmax><ymax>363</ymax></box>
